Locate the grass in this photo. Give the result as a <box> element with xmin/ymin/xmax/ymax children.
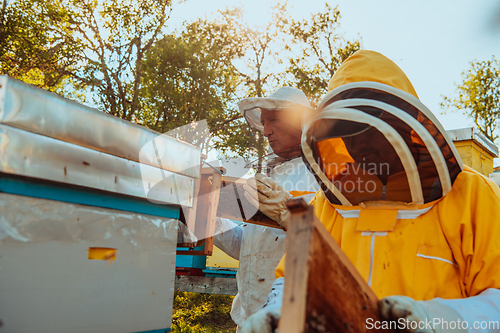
<box><xmin>171</xmin><ymin>291</ymin><xmax>237</xmax><ymax>333</ymax></box>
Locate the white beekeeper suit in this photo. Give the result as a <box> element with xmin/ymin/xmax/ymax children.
<box><xmin>490</xmin><ymin>172</ymin><xmax>500</xmax><ymax>187</ymax></box>
<box><xmin>214</xmin><ymin>87</ymin><xmax>319</xmax><ymax>328</ymax></box>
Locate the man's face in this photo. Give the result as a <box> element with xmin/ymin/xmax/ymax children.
<box><xmin>260</xmin><ymin>109</ymin><xmax>302</xmax><ymax>159</ymax></box>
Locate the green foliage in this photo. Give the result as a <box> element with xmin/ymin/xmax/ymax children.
<box><xmin>139</xmin><ymin>12</ymin><xmax>242</xmax><ymax>132</ymax></box>
<box><xmin>139</xmin><ymin>10</ymin><xmax>252</xmax><ymax>158</ymax></box>
<box><xmin>236</xmin><ymin>23</ymin><xmax>279</xmax><ymax>98</ymax></box>
<box><xmin>1</xmin><ymin>0</ymin><xmax>175</xmax><ymax>119</ymax></box>
<box><xmin>215</xmin><ymin>7</ymin><xmax>284</xmax><ymax>170</ymax></box>
<box><xmin>171</xmin><ymin>291</ymin><xmax>236</xmax><ymax>333</ymax></box>
<box><xmin>0</xmin><ymin>0</ymin><xmax>81</xmax><ymax>90</ymax></box>
<box><xmin>277</xmin><ymin>3</ymin><xmax>361</xmax><ymax>106</ymax></box>
<box><xmin>139</xmin><ymin>8</ymin><xmax>271</xmax><ymax>163</ymax></box>
<box><xmin>442</xmin><ymin>56</ymin><xmax>500</xmax><ymax>142</ymax></box>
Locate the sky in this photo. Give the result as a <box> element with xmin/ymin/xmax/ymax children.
<box><xmin>168</xmin><ymin>0</ymin><xmax>500</xmax><ymax>166</ymax></box>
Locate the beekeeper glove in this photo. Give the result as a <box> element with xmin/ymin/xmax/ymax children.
<box><xmin>243</xmin><ymin>174</ymin><xmax>293</xmax><ymax>229</ymax></box>
<box><xmin>239</xmin><ymin>278</ymin><xmax>284</xmax><ymax>333</ymax></box>
<box><xmin>379</xmin><ymin>296</ymin><xmax>467</xmax><ymax>333</ymax></box>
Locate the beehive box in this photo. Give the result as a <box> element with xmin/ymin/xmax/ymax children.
<box><xmin>447</xmin><ymin>127</ymin><xmax>499</xmax><ymax>176</ymax></box>
<box><xmin>0</xmin><ymin>193</ymin><xmax>180</xmax><ymax>333</ymax></box>
<box><xmin>0</xmin><ymin>76</ymin><xmax>201</xmax><ymax>333</ymax></box>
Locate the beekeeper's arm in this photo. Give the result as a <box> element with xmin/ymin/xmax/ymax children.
<box><xmin>379</xmin><ymin>290</ymin><xmax>500</xmax><ymax>333</ymax></box>
<box><xmin>239</xmin><ymin>277</ymin><xmax>284</xmax><ymax>333</ymax></box>
<box><xmin>239</xmin><ymin>193</ymin><xmax>317</xmax><ymax>333</ymax></box>
<box><xmin>213</xmin><ymin>218</ymin><xmax>243</xmax><ymax>260</ymax></box>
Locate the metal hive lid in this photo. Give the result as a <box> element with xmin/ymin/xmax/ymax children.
<box><xmin>0</xmin><ymin>75</ymin><xmax>201</xmax><ymax>179</ymax></box>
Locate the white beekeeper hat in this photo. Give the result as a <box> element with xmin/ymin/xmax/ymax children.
<box><xmin>238</xmin><ymin>87</ymin><xmax>312</xmax><ymax>132</ymax></box>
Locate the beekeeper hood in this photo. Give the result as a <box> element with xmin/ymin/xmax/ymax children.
<box><xmin>302</xmin><ymin>50</ymin><xmax>463</xmax><ymax>206</ymax></box>
<box><xmin>238</xmin><ymin>87</ymin><xmax>312</xmax><ymax>132</ymax></box>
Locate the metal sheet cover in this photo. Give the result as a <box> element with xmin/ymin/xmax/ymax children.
<box><xmin>0</xmin><ymin>76</ymin><xmax>200</xmax><ymax>178</ymax></box>
<box><xmin>0</xmin><ymin>124</ymin><xmax>194</xmax><ymax>207</ymax></box>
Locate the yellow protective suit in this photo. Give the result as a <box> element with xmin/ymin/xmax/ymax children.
<box><xmin>276</xmin><ymin>165</ymin><xmax>500</xmax><ymax>300</ymax></box>
<box><xmin>275</xmin><ymin>50</ymin><xmax>500</xmax><ymax>319</ymax></box>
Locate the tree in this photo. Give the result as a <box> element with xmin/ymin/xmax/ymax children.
<box><xmin>4</xmin><ymin>0</ymin><xmax>363</xmax><ymax>164</ymax></box>
<box><xmin>140</xmin><ymin>8</ymin><xmax>278</xmax><ymax>165</ymax></box>
<box><xmin>0</xmin><ymin>0</ymin><xmax>81</xmax><ymax>90</ymax></box>
<box><xmin>442</xmin><ymin>57</ymin><xmax>500</xmax><ymax>142</ymax></box>
<box><xmin>277</xmin><ymin>3</ymin><xmax>361</xmax><ymax>106</ymax></box>
<box><xmin>139</xmin><ymin>9</ymin><xmax>249</xmax><ymax>157</ymax></box>
<box><xmin>67</xmin><ymin>0</ymin><xmax>174</xmax><ymax>121</ymax></box>
<box><xmin>1</xmin><ymin>0</ymin><xmax>175</xmax><ymax>119</ymax></box>
<box><xmin>234</xmin><ymin>22</ymin><xmax>280</xmax><ymax>172</ymax></box>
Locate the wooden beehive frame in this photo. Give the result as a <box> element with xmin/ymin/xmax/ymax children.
<box><xmin>177</xmin><ymin>169</ymin><xmax>282</xmax><ymax>257</ymax></box>
<box><xmin>177</xmin><ymin>167</ymin><xmax>223</xmax><ymax>256</ymax></box>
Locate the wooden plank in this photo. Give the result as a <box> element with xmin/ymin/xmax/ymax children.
<box><xmin>201</xmin><ymin>169</ymin><xmax>222</xmax><ymax>256</ymax></box>
<box><xmin>176</xmin><ymin>250</ymin><xmax>208</xmax><ymax>256</ymax></box>
<box><xmin>174</xmin><ymin>276</ymin><xmax>238</xmax><ymax>296</ymax></box>
<box><xmin>178</xmin><ymin>167</ymin><xmax>222</xmax><ymax>255</ymax></box>
<box><xmin>279</xmin><ymin>198</ymin><xmax>394</xmax><ymax>333</ymax></box>
<box><xmin>279</xmin><ymin>199</ymin><xmax>313</xmax><ymax>333</ymax></box>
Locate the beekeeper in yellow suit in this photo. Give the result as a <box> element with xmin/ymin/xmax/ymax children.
<box><xmin>240</xmin><ymin>50</ymin><xmax>500</xmax><ymax>333</ymax></box>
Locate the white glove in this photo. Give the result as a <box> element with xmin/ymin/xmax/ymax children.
<box><xmin>243</xmin><ymin>174</ymin><xmax>293</xmax><ymax>229</ymax></box>
<box><xmin>379</xmin><ymin>296</ymin><xmax>468</xmax><ymax>333</ymax></box>
<box><xmin>238</xmin><ymin>307</ymin><xmax>281</xmax><ymax>333</ymax></box>
<box><xmin>239</xmin><ymin>278</ymin><xmax>285</xmax><ymax>333</ymax></box>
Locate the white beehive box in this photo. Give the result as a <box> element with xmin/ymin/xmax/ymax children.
<box><xmin>0</xmin><ymin>76</ymin><xmax>201</xmax><ymax>333</ymax></box>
